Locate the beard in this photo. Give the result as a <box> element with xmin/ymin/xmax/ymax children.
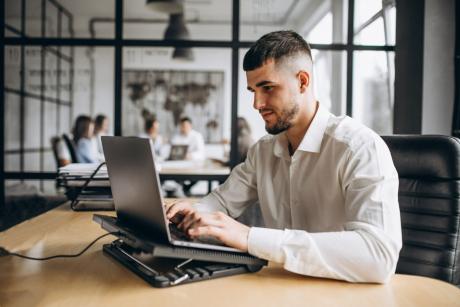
<box><xmin>265</xmin><ymin>102</ymin><xmax>299</xmax><ymax>135</ymax></box>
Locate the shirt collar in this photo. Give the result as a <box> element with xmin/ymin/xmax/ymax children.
<box><xmin>297</xmin><ymin>102</ymin><xmax>330</xmax><ymax>153</ymax></box>
<box><xmin>273</xmin><ymin>102</ymin><xmax>330</xmax><ymax>158</ymax></box>
<box><xmin>273</xmin><ymin>132</ymin><xmax>290</xmax><ymax>160</ymax></box>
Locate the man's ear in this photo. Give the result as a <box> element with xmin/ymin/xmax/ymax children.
<box><xmin>297</xmin><ymin>71</ymin><xmax>310</xmax><ymax>93</ymax></box>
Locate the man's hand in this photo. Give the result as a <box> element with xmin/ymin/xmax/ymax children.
<box><xmin>165</xmin><ymin>201</ymin><xmax>250</xmax><ymax>252</ymax></box>
<box><xmin>165</xmin><ymin>200</ymin><xmax>196</xmax><ymax>225</ymax></box>
<box><xmin>179</xmin><ymin>211</ymin><xmax>250</xmax><ymax>252</ymax></box>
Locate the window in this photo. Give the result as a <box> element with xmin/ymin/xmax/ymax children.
<box><xmin>2</xmin><ymin>0</ymin><xmax>396</xmax><ymax>196</ymax></box>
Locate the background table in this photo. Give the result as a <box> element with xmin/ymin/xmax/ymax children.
<box><xmin>160</xmin><ymin>160</ymin><xmax>230</xmax><ymax>193</ymax></box>
<box><xmin>1</xmin><ymin>205</ymin><xmax>459</xmax><ymax>307</ymax></box>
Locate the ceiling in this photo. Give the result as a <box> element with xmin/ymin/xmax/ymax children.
<box><xmin>5</xmin><ymin>0</ymin><xmax>319</xmax><ymax>26</ymax></box>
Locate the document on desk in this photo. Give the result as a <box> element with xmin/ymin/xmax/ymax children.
<box><xmin>59</xmin><ymin>163</ymin><xmax>108</xmax><ymax>177</ymax></box>
<box><xmin>60</xmin><ymin>162</ymin><xmax>163</xmax><ymax>177</ymax></box>
<box><xmin>159</xmin><ymin>160</ymin><xmax>203</xmax><ymax>170</ymax></box>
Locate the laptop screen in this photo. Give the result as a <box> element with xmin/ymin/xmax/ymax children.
<box><xmin>101</xmin><ymin>136</ymin><xmax>170</xmax><ymax>243</ymax></box>
<box><xmin>168</xmin><ymin>144</ymin><xmax>188</xmax><ymax>160</ymax></box>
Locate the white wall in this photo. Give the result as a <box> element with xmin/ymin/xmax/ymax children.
<box><xmin>422</xmin><ymin>0</ymin><xmax>455</xmax><ymax>134</ymax></box>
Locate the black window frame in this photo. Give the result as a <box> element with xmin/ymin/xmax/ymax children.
<box><xmin>1</xmin><ymin>0</ymin><xmax>396</xmax><ymax>204</ymax></box>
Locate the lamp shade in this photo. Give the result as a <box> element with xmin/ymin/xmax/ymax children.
<box><xmin>172</xmin><ymin>47</ymin><xmax>194</xmax><ymax>61</ymax></box>
<box><xmin>164</xmin><ymin>13</ymin><xmax>190</xmax><ymax>40</ymax></box>
<box><xmin>163</xmin><ymin>13</ymin><xmax>194</xmax><ymax>61</ymax></box>
<box><xmin>146</xmin><ymin>0</ymin><xmax>184</xmax><ymax>14</ymax></box>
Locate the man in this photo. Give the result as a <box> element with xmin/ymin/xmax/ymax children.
<box><xmin>170</xmin><ymin>117</ymin><xmax>205</xmax><ymax>161</ymax></box>
<box><xmin>166</xmin><ymin>31</ymin><xmax>402</xmax><ymax>283</ymax></box>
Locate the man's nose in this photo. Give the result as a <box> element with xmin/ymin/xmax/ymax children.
<box><xmin>253</xmin><ymin>94</ymin><xmax>265</xmax><ymax>110</ymax></box>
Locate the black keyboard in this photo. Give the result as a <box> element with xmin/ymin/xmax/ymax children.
<box><xmin>103</xmin><ymin>240</ymin><xmax>262</xmax><ymax>287</ymax></box>
<box><xmin>169</xmin><ymin>223</ymin><xmax>191</xmax><ymax>241</ymax></box>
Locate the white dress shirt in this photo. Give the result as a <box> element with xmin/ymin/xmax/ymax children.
<box><xmin>171</xmin><ymin>129</ymin><xmax>206</xmax><ymax>161</ymax></box>
<box><xmin>195</xmin><ymin>103</ymin><xmax>402</xmax><ymax>283</ymax></box>
<box><xmin>56</xmin><ymin>138</ymin><xmax>71</xmax><ymax>161</ymax></box>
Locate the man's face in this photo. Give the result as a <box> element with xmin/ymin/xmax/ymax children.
<box><xmin>246</xmin><ymin>59</ymin><xmax>300</xmax><ymax>135</ymax></box>
<box><xmin>180</xmin><ymin>121</ymin><xmax>192</xmax><ymax>135</ymax></box>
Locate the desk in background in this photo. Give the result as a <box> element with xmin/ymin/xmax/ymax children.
<box><xmin>1</xmin><ymin>205</ymin><xmax>459</xmax><ymax>307</ymax></box>
<box><xmin>58</xmin><ymin>160</ymin><xmax>230</xmax><ymax>194</ymax></box>
<box><xmin>159</xmin><ymin>160</ymin><xmax>230</xmax><ymax>193</ymax></box>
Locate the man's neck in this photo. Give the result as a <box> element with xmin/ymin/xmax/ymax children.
<box><xmin>286</xmin><ymin>100</ymin><xmax>319</xmax><ymax>155</ymax></box>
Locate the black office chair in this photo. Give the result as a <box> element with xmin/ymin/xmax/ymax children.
<box><xmin>50</xmin><ymin>136</ymin><xmax>63</xmax><ymax>169</ymax></box>
<box><xmin>62</xmin><ymin>133</ymin><xmax>79</xmax><ymax>163</ymax></box>
<box><xmin>382</xmin><ymin>135</ymin><xmax>460</xmax><ymax>286</ymax></box>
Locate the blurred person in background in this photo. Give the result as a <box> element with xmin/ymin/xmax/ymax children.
<box><xmin>93</xmin><ymin>114</ymin><xmax>109</xmax><ymax>158</ymax></box>
<box><xmin>171</xmin><ymin>116</ymin><xmax>205</xmax><ymax>161</ymax></box>
<box><xmin>73</xmin><ymin>115</ymin><xmax>103</xmax><ymax>163</ymax></box>
<box><xmin>237</xmin><ymin>117</ymin><xmax>255</xmax><ymax>163</ymax></box>
<box><xmin>138</xmin><ymin>114</ymin><xmax>164</xmax><ymax>157</ymax></box>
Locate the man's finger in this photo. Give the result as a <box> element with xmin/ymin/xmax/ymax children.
<box><xmin>178</xmin><ymin>212</ymin><xmax>222</xmax><ymax>232</ymax></box>
<box><xmin>178</xmin><ymin>211</ymin><xmax>202</xmax><ymax>231</ymax></box>
<box><xmin>166</xmin><ymin>202</ymin><xmax>191</xmax><ymax>219</ymax></box>
<box><xmin>189</xmin><ymin>225</ymin><xmax>224</xmax><ymax>241</ymax></box>
<box><xmin>164</xmin><ymin>200</ymin><xmax>177</xmax><ymax>210</ymax></box>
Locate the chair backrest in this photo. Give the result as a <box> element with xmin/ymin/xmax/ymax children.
<box><xmin>62</xmin><ymin>133</ymin><xmax>79</xmax><ymax>163</ymax></box>
<box><xmin>50</xmin><ymin>136</ymin><xmax>63</xmax><ymax>169</ymax></box>
<box><xmin>382</xmin><ymin>135</ymin><xmax>460</xmax><ymax>286</ymax></box>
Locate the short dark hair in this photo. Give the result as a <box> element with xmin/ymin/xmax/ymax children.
<box><xmin>243</xmin><ymin>30</ymin><xmax>312</xmax><ymax>71</ymax></box>
<box><xmin>144</xmin><ymin>115</ymin><xmax>157</xmax><ymax>131</ymax></box>
<box><xmin>180</xmin><ymin>116</ymin><xmax>192</xmax><ymax>124</ymax></box>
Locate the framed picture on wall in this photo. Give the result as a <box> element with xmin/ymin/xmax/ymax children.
<box><xmin>123</xmin><ymin>69</ymin><xmax>225</xmax><ymax>144</ymax></box>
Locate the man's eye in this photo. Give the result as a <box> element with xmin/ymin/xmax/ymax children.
<box><xmin>264</xmin><ymin>86</ymin><xmax>273</xmax><ymax>91</ymax></box>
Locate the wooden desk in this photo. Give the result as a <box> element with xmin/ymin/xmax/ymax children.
<box><xmin>1</xmin><ymin>206</ymin><xmax>459</xmax><ymax>307</ymax></box>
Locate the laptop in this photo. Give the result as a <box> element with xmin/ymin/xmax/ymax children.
<box><xmin>168</xmin><ymin>144</ymin><xmax>188</xmax><ymax>160</ymax></box>
<box><xmin>101</xmin><ymin>136</ymin><xmax>241</xmax><ymax>253</ymax></box>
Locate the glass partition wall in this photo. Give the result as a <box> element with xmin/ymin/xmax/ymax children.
<box><xmin>2</xmin><ymin>0</ymin><xmax>396</xmax><ymax>204</ymax></box>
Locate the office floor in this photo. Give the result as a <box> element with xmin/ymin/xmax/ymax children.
<box><xmin>1</xmin><ymin>183</ymin><xmax>66</xmax><ymax>231</ymax></box>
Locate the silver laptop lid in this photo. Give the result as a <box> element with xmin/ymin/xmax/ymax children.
<box><xmin>168</xmin><ymin>144</ymin><xmax>188</xmax><ymax>160</ymax></box>
<box><xmin>102</xmin><ymin>136</ymin><xmax>170</xmax><ymax>243</ymax></box>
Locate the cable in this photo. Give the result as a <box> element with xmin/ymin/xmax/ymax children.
<box><xmin>0</xmin><ymin>231</ymin><xmax>119</xmax><ymax>261</ymax></box>
<box><xmin>69</xmin><ymin>162</ymin><xmax>106</xmax><ymax>210</ymax></box>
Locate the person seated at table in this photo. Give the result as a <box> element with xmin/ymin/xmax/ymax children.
<box><xmin>169</xmin><ymin>116</ymin><xmax>206</xmax><ymax>196</ymax></box>
<box><xmin>166</xmin><ymin>30</ymin><xmax>402</xmax><ymax>283</ymax></box>
<box><xmin>237</xmin><ymin>117</ymin><xmax>255</xmax><ymax>163</ymax></box>
<box><xmin>55</xmin><ymin>137</ymin><xmax>72</xmax><ymax>166</ymax></box>
<box><xmin>170</xmin><ymin>116</ymin><xmax>205</xmax><ymax>161</ymax></box>
<box><xmin>93</xmin><ymin>114</ymin><xmax>110</xmax><ymax>159</ymax></box>
<box><xmin>72</xmin><ymin>115</ymin><xmax>103</xmax><ymax>164</ymax></box>
<box><xmin>138</xmin><ymin>114</ymin><xmax>164</xmax><ymax>157</ymax></box>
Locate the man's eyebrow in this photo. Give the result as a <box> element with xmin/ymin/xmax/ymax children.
<box><xmin>255</xmin><ymin>80</ymin><xmax>275</xmax><ymax>87</ymax></box>
<box><xmin>247</xmin><ymin>80</ymin><xmax>275</xmax><ymax>91</ymax></box>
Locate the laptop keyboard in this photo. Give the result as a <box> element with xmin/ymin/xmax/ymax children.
<box><xmin>169</xmin><ymin>223</ymin><xmax>192</xmax><ymax>241</ymax></box>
